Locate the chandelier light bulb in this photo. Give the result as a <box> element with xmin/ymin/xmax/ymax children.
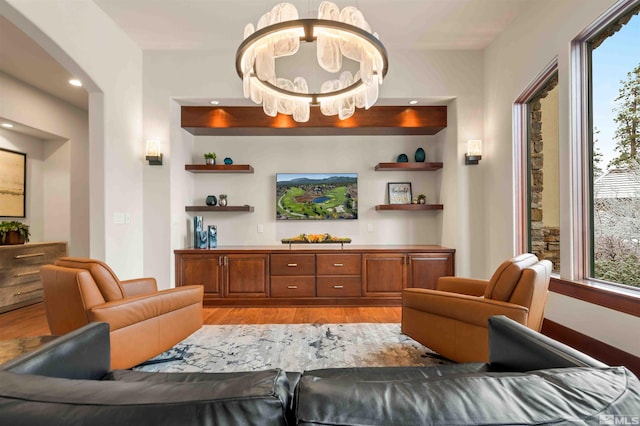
<box><xmin>235</xmin><ymin>1</ymin><xmax>388</xmax><ymax>123</ymax></box>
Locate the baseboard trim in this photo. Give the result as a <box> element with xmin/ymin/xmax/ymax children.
<box><xmin>541</xmin><ymin>318</ymin><xmax>640</xmax><ymax>376</ymax></box>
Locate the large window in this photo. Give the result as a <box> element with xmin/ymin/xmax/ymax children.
<box><xmin>589</xmin><ymin>5</ymin><xmax>640</xmax><ymax>288</ymax></box>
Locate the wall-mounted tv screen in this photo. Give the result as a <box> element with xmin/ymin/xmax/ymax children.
<box><xmin>276</xmin><ymin>173</ymin><xmax>358</xmax><ymax>220</ymax></box>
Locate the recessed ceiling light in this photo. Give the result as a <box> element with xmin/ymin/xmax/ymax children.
<box><xmin>69</xmin><ymin>79</ymin><xmax>82</xmax><ymax>87</ymax></box>
<box><xmin>409</xmin><ymin>100</ymin><xmax>418</xmax><ymax>105</ymax></box>
<box><xmin>209</xmin><ymin>100</ymin><xmax>220</xmax><ymax>105</ymax></box>
<box><xmin>1</xmin><ymin>123</ymin><xmax>14</xmax><ymax>128</ymax></box>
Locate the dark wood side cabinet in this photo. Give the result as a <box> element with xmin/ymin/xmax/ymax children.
<box><xmin>175</xmin><ymin>245</ymin><xmax>454</xmax><ymax>306</ymax></box>
<box><xmin>0</xmin><ymin>242</ymin><xmax>68</xmax><ymax>313</ymax></box>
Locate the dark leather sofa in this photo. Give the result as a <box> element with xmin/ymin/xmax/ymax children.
<box><xmin>1</xmin><ymin>316</ymin><xmax>639</xmax><ymax>425</ymax></box>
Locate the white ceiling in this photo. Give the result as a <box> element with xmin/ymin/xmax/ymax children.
<box><xmin>0</xmin><ymin>0</ymin><xmax>528</xmax><ymax>114</ymax></box>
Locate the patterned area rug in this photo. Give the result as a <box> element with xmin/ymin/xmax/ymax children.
<box><xmin>134</xmin><ymin>323</ymin><xmax>451</xmax><ymax>373</ymax></box>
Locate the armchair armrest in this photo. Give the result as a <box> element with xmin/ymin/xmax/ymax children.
<box><xmin>121</xmin><ymin>277</ymin><xmax>158</xmax><ymax>296</ymax></box>
<box><xmin>403</xmin><ymin>288</ymin><xmax>528</xmax><ymax>328</ymax></box>
<box><xmin>436</xmin><ymin>276</ymin><xmax>488</xmax><ymax>296</ymax></box>
<box><xmin>0</xmin><ymin>322</ymin><xmax>110</xmax><ymax>379</ymax></box>
<box><xmin>89</xmin><ymin>286</ymin><xmax>203</xmax><ymax>331</ymax></box>
<box><xmin>487</xmin><ymin>315</ymin><xmax>608</xmax><ymax>372</ymax></box>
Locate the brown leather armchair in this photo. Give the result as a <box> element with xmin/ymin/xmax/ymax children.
<box><xmin>402</xmin><ymin>253</ymin><xmax>552</xmax><ymax>363</ymax></box>
<box><xmin>40</xmin><ymin>257</ymin><xmax>203</xmax><ymax>369</ymax></box>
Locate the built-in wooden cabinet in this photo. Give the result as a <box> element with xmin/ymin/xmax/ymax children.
<box><xmin>0</xmin><ymin>242</ymin><xmax>67</xmax><ymax>313</ymax></box>
<box><xmin>362</xmin><ymin>253</ymin><xmax>406</xmax><ymax>296</ymax></box>
<box><xmin>175</xmin><ymin>245</ymin><xmax>454</xmax><ymax>306</ymax></box>
<box><xmin>224</xmin><ymin>254</ymin><xmax>268</xmax><ymax>298</ymax></box>
<box><xmin>175</xmin><ymin>252</ymin><xmax>268</xmax><ymax>302</ymax></box>
<box><xmin>407</xmin><ymin>253</ymin><xmax>455</xmax><ymax>289</ymax></box>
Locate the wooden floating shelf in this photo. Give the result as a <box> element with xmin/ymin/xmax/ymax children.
<box><xmin>185</xmin><ymin>206</ymin><xmax>254</xmax><ymax>212</ymax></box>
<box><xmin>185</xmin><ymin>164</ymin><xmax>254</xmax><ymax>173</ymax></box>
<box><xmin>375</xmin><ymin>204</ymin><xmax>443</xmax><ymax>211</ymax></box>
<box><xmin>375</xmin><ymin>162</ymin><xmax>443</xmax><ymax>171</ymax></box>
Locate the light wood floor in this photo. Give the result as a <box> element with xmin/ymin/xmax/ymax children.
<box><xmin>0</xmin><ymin>302</ymin><xmax>401</xmax><ymax>341</ymax></box>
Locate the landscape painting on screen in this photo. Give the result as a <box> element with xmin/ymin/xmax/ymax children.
<box><xmin>276</xmin><ymin>173</ymin><xmax>357</xmax><ymax>220</ymax></box>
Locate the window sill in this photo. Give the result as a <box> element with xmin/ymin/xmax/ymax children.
<box><xmin>549</xmin><ymin>276</ymin><xmax>640</xmax><ymax>318</ymax></box>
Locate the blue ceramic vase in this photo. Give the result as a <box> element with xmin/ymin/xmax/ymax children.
<box><xmin>415</xmin><ymin>147</ymin><xmax>426</xmax><ymax>162</ymax></box>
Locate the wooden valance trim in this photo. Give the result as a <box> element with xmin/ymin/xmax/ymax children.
<box><xmin>181</xmin><ymin>105</ymin><xmax>447</xmax><ymax>136</ymax></box>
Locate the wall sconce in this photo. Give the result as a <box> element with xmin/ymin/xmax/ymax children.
<box><xmin>145</xmin><ymin>140</ymin><xmax>163</xmax><ymax>166</ymax></box>
<box><xmin>465</xmin><ymin>139</ymin><xmax>482</xmax><ymax>165</ymax></box>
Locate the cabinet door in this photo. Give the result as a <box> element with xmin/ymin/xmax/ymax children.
<box><xmin>224</xmin><ymin>254</ymin><xmax>268</xmax><ymax>297</ymax></box>
<box><xmin>362</xmin><ymin>253</ymin><xmax>406</xmax><ymax>296</ymax></box>
<box><xmin>407</xmin><ymin>253</ymin><xmax>455</xmax><ymax>289</ymax></box>
<box><xmin>176</xmin><ymin>254</ymin><xmax>223</xmax><ymax>297</ymax></box>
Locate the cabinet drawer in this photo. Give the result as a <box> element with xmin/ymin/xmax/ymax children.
<box><xmin>316</xmin><ymin>254</ymin><xmax>361</xmax><ymax>275</ymax></box>
<box><xmin>270</xmin><ymin>254</ymin><xmax>315</xmax><ymax>275</ymax></box>
<box><xmin>0</xmin><ymin>267</ymin><xmax>42</xmax><ymax>287</ymax></box>
<box><xmin>317</xmin><ymin>277</ymin><xmax>361</xmax><ymax>297</ymax></box>
<box><xmin>270</xmin><ymin>276</ymin><xmax>316</xmax><ymax>297</ymax></box>
<box><xmin>0</xmin><ymin>282</ymin><xmax>43</xmax><ymax>308</ymax></box>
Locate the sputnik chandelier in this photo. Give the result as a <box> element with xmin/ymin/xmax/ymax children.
<box><xmin>235</xmin><ymin>1</ymin><xmax>388</xmax><ymax>122</ymax></box>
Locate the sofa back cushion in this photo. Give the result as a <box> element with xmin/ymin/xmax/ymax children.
<box><xmin>295</xmin><ymin>366</ymin><xmax>640</xmax><ymax>425</ymax></box>
<box><xmin>484</xmin><ymin>253</ymin><xmax>538</xmax><ymax>301</ymax></box>
<box><xmin>56</xmin><ymin>257</ymin><xmax>125</xmax><ymax>301</ymax></box>
<box><xmin>0</xmin><ymin>368</ymin><xmax>292</xmax><ymax>426</ymax></box>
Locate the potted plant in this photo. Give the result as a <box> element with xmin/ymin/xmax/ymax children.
<box><xmin>0</xmin><ymin>221</ymin><xmax>31</xmax><ymax>245</ymax></box>
<box><xmin>204</xmin><ymin>152</ymin><xmax>216</xmax><ymax>165</ymax></box>
<box><xmin>417</xmin><ymin>194</ymin><xmax>427</xmax><ymax>204</ymax></box>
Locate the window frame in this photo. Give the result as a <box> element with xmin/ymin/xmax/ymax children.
<box><xmin>555</xmin><ymin>0</ymin><xmax>640</xmax><ymax>312</ymax></box>
<box><xmin>513</xmin><ymin>0</ymin><xmax>640</xmax><ymax>315</ymax></box>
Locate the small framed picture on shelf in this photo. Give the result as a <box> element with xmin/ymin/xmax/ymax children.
<box><xmin>387</xmin><ymin>182</ymin><xmax>412</xmax><ymax>204</ymax></box>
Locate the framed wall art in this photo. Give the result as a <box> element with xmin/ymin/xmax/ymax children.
<box><xmin>387</xmin><ymin>182</ymin><xmax>412</xmax><ymax>205</ymax></box>
<box><xmin>0</xmin><ymin>148</ymin><xmax>27</xmax><ymax>217</ymax></box>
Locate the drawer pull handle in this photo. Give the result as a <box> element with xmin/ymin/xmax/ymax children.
<box><xmin>333</xmin><ymin>263</ymin><xmax>344</xmax><ymax>267</ymax></box>
<box><xmin>14</xmin><ymin>288</ymin><xmax>41</xmax><ymax>296</ymax></box>
<box><xmin>14</xmin><ymin>253</ymin><xmax>45</xmax><ymax>259</ymax></box>
<box><xmin>287</xmin><ymin>285</ymin><xmax>298</xmax><ymax>289</ymax></box>
<box><xmin>287</xmin><ymin>263</ymin><xmax>298</xmax><ymax>267</ymax></box>
<box><xmin>14</xmin><ymin>271</ymin><xmax>41</xmax><ymax>277</ymax></box>
<box><xmin>333</xmin><ymin>285</ymin><xmax>344</xmax><ymax>289</ymax></box>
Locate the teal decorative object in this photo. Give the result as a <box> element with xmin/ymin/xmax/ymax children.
<box><xmin>397</xmin><ymin>153</ymin><xmax>408</xmax><ymax>162</ymax></box>
<box><xmin>224</xmin><ymin>157</ymin><xmax>233</xmax><ymax>165</ymax></box>
<box><xmin>415</xmin><ymin>147</ymin><xmax>426</xmax><ymax>162</ymax></box>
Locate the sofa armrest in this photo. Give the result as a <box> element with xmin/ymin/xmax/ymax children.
<box><xmin>0</xmin><ymin>322</ymin><xmax>110</xmax><ymax>379</ymax></box>
<box><xmin>89</xmin><ymin>285</ymin><xmax>203</xmax><ymax>331</ymax></box>
<box><xmin>403</xmin><ymin>288</ymin><xmax>528</xmax><ymax>328</ymax></box>
<box><xmin>121</xmin><ymin>277</ymin><xmax>158</xmax><ymax>296</ymax></box>
<box><xmin>436</xmin><ymin>276</ymin><xmax>488</xmax><ymax>296</ymax></box>
<box><xmin>487</xmin><ymin>315</ymin><xmax>608</xmax><ymax>371</ymax></box>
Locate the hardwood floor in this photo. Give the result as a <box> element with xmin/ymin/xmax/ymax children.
<box><xmin>0</xmin><ymin>302</ymin><xmax>401</xmax><ymax>340</ymax></box>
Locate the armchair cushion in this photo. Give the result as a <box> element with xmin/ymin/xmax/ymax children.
<box><xmin>55</xmin><ymin>258</ymin><xmax>125</xmax><ymax>301</ymax></box>
<box><xmin>89</xmin><ymin>286</ymin><xmax>203</xmax><ymax>331</ymax></box>
<box><xmin>403</xmin><ymin>288</ymin><xmax>529</xmax><ymax>328</ymax></box>
<box><xmin>436</xmin><ymin>276</ymin><xmax>487</xmax><ymax>296</ymax></box>
<box><xmin>121</xmin><ymin>278</ymin><xmax>158</xmax><ymax>297</ymax></box>
<box><xmin>484</xmin><ymin>253</ymin><xmax>538</xmax><ymax>301</ymax></box>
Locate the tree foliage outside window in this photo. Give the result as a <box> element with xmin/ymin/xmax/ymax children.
<box><xmin>591</xmin><ymin>9</ymin><xmax>640</xmax><ymax>288</ymax></box>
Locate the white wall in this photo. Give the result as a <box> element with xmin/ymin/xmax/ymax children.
<box><xmin>484</xmin><ymin>0</ymin><xmax>640</xmax><ymax>356</ymax></box>
<box><xmin>143</xmin><ymin>48</ymin><xmax>485</xmax><ymax>288</ymax></box>
<box><xmin>2</xmin><ymin>0</ymin><xmax>144</xmax><ymax>278</ymax></box>
<box><xmin>0</xmin><ymin>71</ymin><xmax>88</xmax><ymax>255</ymax></box>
